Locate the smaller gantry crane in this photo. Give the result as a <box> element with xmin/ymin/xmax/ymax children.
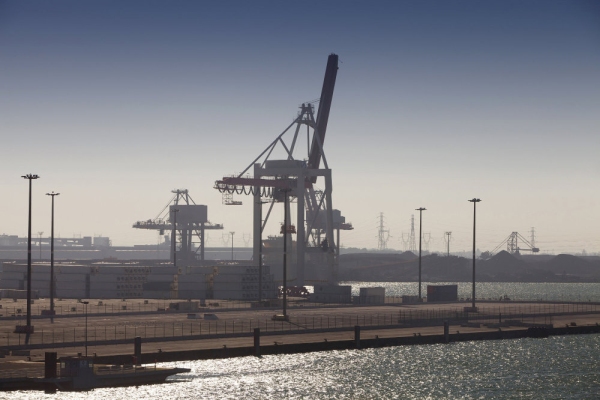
<box><xmin>132</xmin><ymin>189</ymin><xmax>224</xmax><ymax>265</ymax></box>
<box><xmin>491</xmin><ymin>231</ymin><xmax>540</xmax><ymax>256</ymax></box>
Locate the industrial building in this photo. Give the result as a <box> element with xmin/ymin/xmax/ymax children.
<box><xmin>0</xmin><ymin>261</ymin><xmax>277</xmax><ymax>301</ymax></box>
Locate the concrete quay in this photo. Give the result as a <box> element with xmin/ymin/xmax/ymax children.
<box><xmin>1</xmin><ymin>300</ymin><xmax>599</xmax><ymax>379</ymax></box>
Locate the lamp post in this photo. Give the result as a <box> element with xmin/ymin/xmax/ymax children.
<box><xmin>258</xmin><ymin>201</ymin><xmax>263</xmax><ymax>302</ymax></box>
<box><xmin>416</xmin><ymin>208</ymin><xmax>426</xmax><ymax>301</ymax></box>
<box><xmin>46</xmin><ymin>192</ymin><xmax>59</xmax><ymax>323</ymax></box>
<box><xmin>281</xmin><ymin>188</ymin><xmax>291</xmax><ymax>319</ymax></box>
<box><xmin>468</xmin><ymin>198</ymin><xmax>481</xmax><ymax>310</ymax></box>
<box><xmin>22</xmin><ymin>174</ymin><xmax>39</xmax><ymax>344</ymax></box>
<box><xmin>256</xmin><ymin>199</ymin><xmax>269</xmax><ymax>303</ymax></box>
<box><xmin>82</xmin><ymin>301</ymin><xmax>89</xmax><ymax>357</ymax></box>
<box><xmin>445</xmin><ymin>231</ymin><xmax>452</xmax><ymax>257</ymax></box>
<box><xmin>230</xmin><ymin>231</ymin><xmax>235</xmax><ymax>260</ymax></box>
<box><xmin>171</xmin><ymin>208</ymin><xmax>178</xmax><ymax>268</ymax></box>
<box><xmin>38</xmin><ymin>232</ymin><xmax>43</xmax><ymax>260</ymax></box>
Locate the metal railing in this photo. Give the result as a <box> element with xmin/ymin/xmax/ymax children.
<box><xmin>2</xmin><ymin>302</ymin><xmax>599</xmax><ymax>349</ymax></box>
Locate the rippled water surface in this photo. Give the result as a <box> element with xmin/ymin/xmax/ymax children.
<box><xmin>7</xmin><ymin>334</ymin><xmax>600</xmax><ymax>399</ymax></box>
<box><xmin>341</xmin><ymin>281</ymin><xmax>600</xmax><ymax>302</ymax></box>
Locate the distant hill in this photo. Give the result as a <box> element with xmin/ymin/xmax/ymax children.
<box><xmin>540</xmin><ymin>254</ymin><xmax>599</xmax><ymax>277</ymax></box>
<box><xmin>338</xmin><ymin>251</ymin><xmax>600</xmax><ymax>282</ymax></box>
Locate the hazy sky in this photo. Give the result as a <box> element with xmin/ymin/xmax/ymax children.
<box><xmin>1</xmin><ymin>1</ymin><xmax>599</xmax><ymax>254</ymax></box>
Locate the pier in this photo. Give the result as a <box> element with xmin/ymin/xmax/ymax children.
<box><xmin>1</xmin><ymin>297</ymin><xmax>600</xmax><ymax>381</ymax></box>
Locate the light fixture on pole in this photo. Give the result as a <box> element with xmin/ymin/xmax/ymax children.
<box><xmin>468</xmin><ymin>198</ymin><xmax>481</xmax><ymax>311</ymax></box>
<box><xmin>256</xmin><ymin>199</ymin><xmax>270</xmax><ymax>303</ymax></box>
<box><xmin>171</xmin><ymin>208</ymin><xmax>179</xmax><ymax>268</ymax></box>
<box><xmin>257</xmin><ymin>200</ymin><xmax>267</xmax><ymax>303</ymax></box>
<box><xmin>445</xmin><ymin>231</ymin><xmax>452</xmax><ymax>257</ymax></box>
<box><xmin>46</xmin><ymin>191</ymin><xmax>60</xmax><ymax>323</ymax></box>
<box><xmin>271</xmin><ymin>189</ymin><xmax>291</xmax><ymax>322</ymax></box>
<box><xmin>22</xmin><ymin>174</ymin><xmax>39</xmax><ymax>344</ymax></box>
<box><xmin>38</xmin><ymin>231</ymin><xmax>44</xmax><ymax>260</ymax></box>
<box><xmin>82</xmin><ymin>301</ymin><xmax>89</xmax><ymax>357</ymax></box>
<box><xmin>282</xmin><ymin>188</ymin><xmax>290</xmax><ymax>319</ymax></box>
<box><xmin>416</xmin><ymin>207</ymin><xmax>426</xmax><ymax>301</ymax></box>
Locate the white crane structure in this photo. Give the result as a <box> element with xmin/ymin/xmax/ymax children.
<box><xmin>132</xmin><ymin>189</ymin><xmax>224</xmax><ymax>265</ymax></box>
<box><xmin>214</xmin><ymin>54</ymin><xmax>352</xmax><ymax>285</ymax></box>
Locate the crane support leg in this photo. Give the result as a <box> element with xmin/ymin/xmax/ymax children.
<box><xmin>324</xmin><ymin>170</ymin><xmax>336</xmax><ymax>282</ymax></box>
<box><xmin>296</xmin><ymin>175</ymin><xmax>306</xmax><ymax>286</ymax></box>
<box><xmin>253</xmin><ymin>163</ymin><xmax>262</xmax><ymax>266</ymax></box>
<box><xmin>200</xmin><ymin>223</ymin><xmax>205</xmax><ymax>262</ymax></box>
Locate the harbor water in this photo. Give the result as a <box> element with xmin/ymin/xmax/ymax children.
<box><xmin>6</xmin><ymin>334</ymin><xmax>600</xmax><ymax>399</ymax></box>
<box><xmin>342</xmin><ymin>281</ymin><xmax>600</xmax><ymax>302</ymax></box>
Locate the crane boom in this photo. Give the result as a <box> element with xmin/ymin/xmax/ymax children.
<box><xmin>308</xmin><ymin>53</ymin><xmax>338</xmax><ymax>172</ymax></box>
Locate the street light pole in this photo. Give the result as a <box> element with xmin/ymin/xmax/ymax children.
<box><xmin>38</xmin><ymin>232</ymin><xmax>43</xmax><ymax>260</ymax></box>
<box><xmin>468</xmin><ymin>198</ymin><xmax>481</xmax><ymax>310</ymax></box>
<box><xmin>171</xmin><ymin>208</ymin><xmax>178</xmax><ymax>268</ymax></box>
<box><xmin>22</xmin><ymin>174</ymin><xmax>39</xmax><ymax>344</ymax></box>
<box><xmin>256</xmin><ymin>199</ymin><xmax>269</xmax><ymax>303</ymax></box>
<box><xmin>82</xmin><ymin>301</ymin><xmax>89</xmax><ymax>357</ymax></box>
<box><xmin>230</xmin><ymin>231</ymin><xmax>235</xmax><ymax>260</ymax></box>
<box><xmin>416</xmin><ymin>207</ymin><xmax>426</xmax><ymax>301</ymax></box>
<box><xmin>46</xmin><ymin>192</ymin><xmax>60</xmax><ymax>323</ymax></box>
<box><xmin>282</xmin><ymin>188</ymin><xmax>291</xmax><ymax>319</ymax></box>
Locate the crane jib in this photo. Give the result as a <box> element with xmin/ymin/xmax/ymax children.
<box><xmin>308</xmin><ymin>53</ymin><xmax>338</xmax><ymax>173</ymax></box>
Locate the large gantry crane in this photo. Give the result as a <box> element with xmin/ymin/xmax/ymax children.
<box><xmin>214</xmin><ymin>54</ymin><xmax>352</xmax><ymax>285</ymax></box>
<box><xmin>132</xmin><ymin>189</ymin><xmax>224</xmax><ymax>265</ymax></box>
<box><xmin>491</xmin><ymin>231</ymin><xmax>540</xmax><ymax>256</ymax></box>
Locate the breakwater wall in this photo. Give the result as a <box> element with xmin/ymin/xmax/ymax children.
<box><xmin>93</xmin><ymin>324</ymin><xmax>600</xmax><ymax>366</ymax></box>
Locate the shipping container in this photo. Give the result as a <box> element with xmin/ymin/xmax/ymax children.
<box><xmin>143</xmin><ymin>281</ymin><xmax>172</xmax><ymax>291</ymax></box>
<box><xmin>358</xmin><ymin>287</ymin><xmax>386</xmax><ymax>304</ymax></box>
<box><xmin>55</xmin><ymin>274</ymin><xmax>88</xmax><ymax>282</ymax></box>
<box><xmin>310</xmin><ymin>285</ymin><xmax>352</xmax><ymax>303</ymax></box>
<box><xmin>0</xmin><ymin>272</ymin><xmax>25</xmax><ymax>280</ymax></box>
<box><xmin>59</xmin><ymin>265</ymin><xmax>92</xmax><ymax>274</ymax></box>
<box><xmin>149</xmin><ymin>266</ymin><xmax>181</xmax><ymax>275</ymax></box>
<box><xmin>0</xmin><ymin>279</ymin><xmax>23</xmax><ymax>290</ymax></box>
<box><xmin>427</xmin><ymin>285</ymin><xmax>458</xmax><ymax>302</ymax></box>
<box><xmin>145</xmin><ymin>274</ymin><xmax>177</xmax><ymax>282</ymax></box>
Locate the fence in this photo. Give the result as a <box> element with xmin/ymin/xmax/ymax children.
<box><xmin>3</xmin><ymin>297</ymin><xmax>600</xmax><ymax>320</ymax></box>
<box><xmin>0</xmin><ymin>300</ymin><xmax>189</xmax><ymax>318</ymax></box>
<box><xmin>3</xmin><ymin>302</ymin><xmax>600</xmax><ymax>349</ymax></box>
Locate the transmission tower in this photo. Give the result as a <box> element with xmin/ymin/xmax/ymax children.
<box><xmin>444</xmin><ymin>232</ymin><xmax>452</xmax><ymax>256</ymax></box>
<box><xmin>377</xmin><ymin>212</ymin><xmax>390</xmax><ymax>250</ymax></box>
<box><xmin>221</xmin><ymin>233</ymin><xmax>230</xmax><ymax>246</ymax></box>
<box><xmin>401</xmin><ymin>234</ymin><xmax>409</xmax><ymax>251</ymax></box>
<box><xmin>408</xmin><ymin>214</ymin><xmax>416</xmax><ymax>252</ymax></box>
<box><xmin>242</xmin><ymin>233</ymin><xmax>252</xmax><ymax>247</ymax></box>
<box><xmin>423</xmin><ymin>232</ymin><xmax>431</xmax><ymax>252</ymax></box>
